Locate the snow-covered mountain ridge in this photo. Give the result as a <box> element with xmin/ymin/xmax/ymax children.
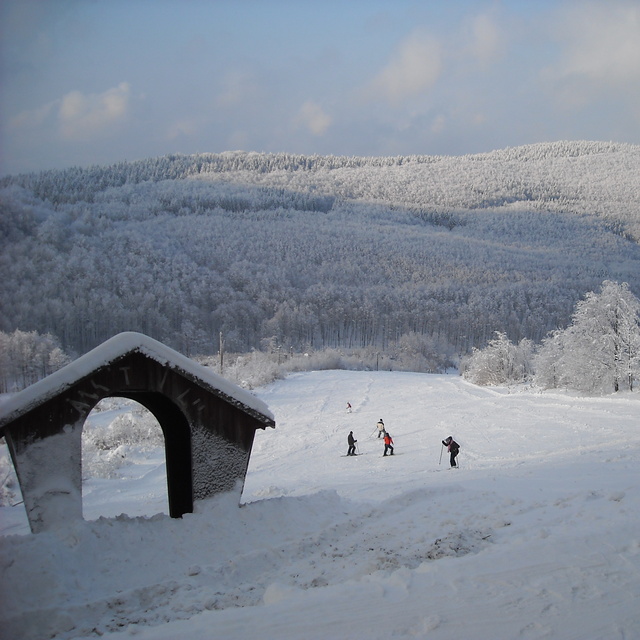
<box><xmin>1</xmin><ymin>141</ymin><xmax>639</xmax><ymax>357</ymax></box>
<box><xmin>3</xmin><ymin>141</ymin><xmax>639</xmax><ymax>220</ymax></box>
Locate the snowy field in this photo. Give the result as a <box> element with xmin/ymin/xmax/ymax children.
<box><xmin>1</xmin><ymin>370</ymin><xmax>640</xmax><ymax>639</ymax></box>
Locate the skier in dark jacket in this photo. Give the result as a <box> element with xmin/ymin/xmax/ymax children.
<box><xmin>347</xmin><ymin>431</ymin><xmax>357</xmax><ymax>456</ymax></box>
<box><xmin>442</xmin><ymin>436</ymin><xmax>459</xmax><ymax>468</ymax></box>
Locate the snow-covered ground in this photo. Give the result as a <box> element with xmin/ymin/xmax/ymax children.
<box><xmin>1</xmin><ymin>370</ymin><xmax>639</xmax><ymax>639</ymax></box>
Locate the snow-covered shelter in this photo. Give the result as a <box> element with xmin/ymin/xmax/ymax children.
<box><xmin>0</xmin><ymin>332</ymin><xmax>275</xmax><ymax>533</ymax></box>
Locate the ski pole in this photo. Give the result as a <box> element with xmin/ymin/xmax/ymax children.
<box><xmin>439</xmin><ymin>443</ymin><xmax>444</xmax><ymax>465</ymax></box>
<box><xmin>370</xmin><ymin>427</ymin><xmax>378</xmax><ymax>437</ymax></box>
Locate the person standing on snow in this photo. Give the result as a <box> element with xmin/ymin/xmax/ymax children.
<box><xmin>376</xmin><ymin>419</ymin><xmax>385</xmax><ymax>438</ymax></box>
<box><xmin>346</xmin><ymin>402</ymin><xmax>352</xmax><ymax>413</ymax></box>
<box><xmin>442</xmin><ymin>436</ymin><xmax>459</xmax><ymax>468</ymax></box>
<box><xmin>383</xmin><ymin>432</ymin><xmax>394</xmax><ymax>456</ymax></box>
<box><xmin>347</xmin><ymin>431</ymin><xmax>357</xmax><ymax>456</ymax></box>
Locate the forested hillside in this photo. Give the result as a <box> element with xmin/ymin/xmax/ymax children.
<box><xmin>1</xmin><ymin>141</ymin><xmax>639</xmax><ymax>361</ymax></box>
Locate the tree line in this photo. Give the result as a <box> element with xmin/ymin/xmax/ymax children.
<box><xmin>2</xmin><ymin>281</ymin><xmax>638</xmax><ymax>396</ymax></box>
<box><xmin>463</xmin><ymin>281</ymin><xmax>640</xmax><ymax>394</ymax></box>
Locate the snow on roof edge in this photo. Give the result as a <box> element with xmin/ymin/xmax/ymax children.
<box><xmin>0</xmin><ymin>332</ymin><xmax>274</xmax><ymax>427</ymax></box>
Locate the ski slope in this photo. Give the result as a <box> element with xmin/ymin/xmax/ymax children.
<box><xmin>1</xmin><ymin>371</ymin><xmax>639</xmax><ymax>639</ymax></box>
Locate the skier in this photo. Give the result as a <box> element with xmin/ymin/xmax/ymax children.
<box><xmin>347</xmin><ymin>431</ymin><xmax>357</xmax><ymax>456</ymax></box>
<box><xmin>376</xmin><ymin>419</ymin><xmax>385</xmax><ymax>438</ymax></box>
<box><xmin>383</xmin><ymin>432</ymin><xmax>394</xmax><ymax>456</ymax></box>
<box><xmin>346</xmin><ymin>402</ymin><xmax>352</xmax><ymax>413</ymax></box>
<box><xmin>442</xmin><ymin>436</ymin><xmax>459</xmax><ymax>468</ymax></box>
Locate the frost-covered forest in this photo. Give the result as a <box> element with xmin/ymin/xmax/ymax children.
<box><xmin>462</xmin><ymin>281</ymin><xmax>640</xmax><ymax>394</ymax></box>
<box><xmin>1</xmin><ymin>140</ymin><xmax>639</xmax><ymax>360</ymax></box>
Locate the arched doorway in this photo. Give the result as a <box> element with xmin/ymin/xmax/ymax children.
<box><xmin>80</xmin><ymin>391</ymin><xmax>193</xmax><ymax>520</ymax></box>
<box><xmin>82</xmin><ymin>397</ymin><xmax>169</xmax><ymax>520</ymax></box>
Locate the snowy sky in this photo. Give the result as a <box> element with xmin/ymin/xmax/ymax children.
<box><xmin>1</xmin><ymin>0</ymin><xmax>640</xmax><ymax>176</ymax></box>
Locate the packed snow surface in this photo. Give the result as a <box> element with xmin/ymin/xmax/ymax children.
<box><xmin>1</xmin><ymin>370</ymin><xmax>639</xmax><ymax>639</ymax></box>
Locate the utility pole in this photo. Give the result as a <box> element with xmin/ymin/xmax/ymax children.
<box><xmin>219</xmin><ymin>331</ymin><xmax>224</xmax><ymax>374</ymax></box>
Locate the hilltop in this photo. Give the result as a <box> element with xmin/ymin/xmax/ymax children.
<box><xmin>1</xmin><ymin>141</ymin><xmax>639</xmax><ymax>358</ymax></box>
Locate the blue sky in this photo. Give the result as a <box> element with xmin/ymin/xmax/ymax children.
<box><xmin>1</xmin><ymin>0</ymin><xmax>639</xmax><ymax>176</ymax></box>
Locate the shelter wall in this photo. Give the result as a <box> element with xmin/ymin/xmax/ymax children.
<box><xmin>2</xmin><ymin>349</ymin><xmax>270</xmax><ymax>533</ymax></box>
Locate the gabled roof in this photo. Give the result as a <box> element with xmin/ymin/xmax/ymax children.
<box><xmin>0</xmin><ymin>332</ymin><xmax>274</xmax><ymax>430</ymax></box>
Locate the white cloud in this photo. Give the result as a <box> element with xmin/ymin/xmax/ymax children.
<box><xmin>216</xmin><ymin>71</ymin><xmax>260</xmax><ymax>109</ymax></box>
<box><xmin>466</xmin><ymin>13</ymin><xmax>505</xmax><ymax>68</ymax></box>
<box><xmin>166</xmin><ymin>119</ymin><xmax>199</xmax><ymax>140</ymax></box>
<box><xmin>10</xmin><ymin>101</ymin><xmax>57</xmax><ymax>130</ymax></box>
<box><xmin>295</xmin><ymin>101</ymin><xmax>332</xmax><ymax>136</ymax></box>
<box><xmin>58</xmin><ymin>83</ymin><xmax>131</xmax><ymax>140</ymax></box>
<box><xmin>361</xmin><ymin>28</ymin><xmax>442</xmax><ymax>106</ymax></box>
<box><xmin>226</xmin><ymin>129</ymin><xmax>250</xmax><ymax>150</ymax></box>
<box><xmin>548</xmin><ymin>1</ymin><xmax>640</xmax><ymax>106</ymax></box>
<box><xmin>430</xmin><ymin>114</ymin><xmax>446</xmax><ymax>134</ymax></box>
<box><xmin>9</xmin><ymin>83</ymin><xmax>132</xmax><ymax>141</ymax></box>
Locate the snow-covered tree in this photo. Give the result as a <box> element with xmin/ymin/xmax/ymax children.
<box><xmin>535</xmin><ymin>281</ymin><xmax>640</xmax><ymax>393</ymax></box>
<box><xmin>462</xmin><ymin>332</ymin><xmax>534</xmax><ymax>386</ymax></box>
<box><xmin>550</xmin><ymin>281</ymin><xmax>640</xmax><ymax>393</ymax></box>
<box><xmin>533</xmin><ymin>330</ymin><xmax>567</xmax><ymax>390</ymax></box>
<box><xmin>0</xmin><ymin>330</ymin><xmax>71</xmax><ymax>392</ymax></box>
<box><xmin>393</xmin><ymin>331</ymin><xmax>456</xmax><ymax>373</ymax></box>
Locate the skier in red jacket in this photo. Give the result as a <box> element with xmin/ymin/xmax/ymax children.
<box><xmin>383</xmin><ymin>432</ymin><xmax>394</xmax><ymax>456</ymax></box>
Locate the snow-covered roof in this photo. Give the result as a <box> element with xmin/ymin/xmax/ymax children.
<box><xmin>0</xmin><ymin>332</ymin><xmax>274</xmax><ymax>428</ymax></box>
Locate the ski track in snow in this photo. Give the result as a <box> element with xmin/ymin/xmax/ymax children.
<box><xmin>1</xmin><ymin>371</ymin><xmax>640</xmax><ymax>640</ymax></box>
